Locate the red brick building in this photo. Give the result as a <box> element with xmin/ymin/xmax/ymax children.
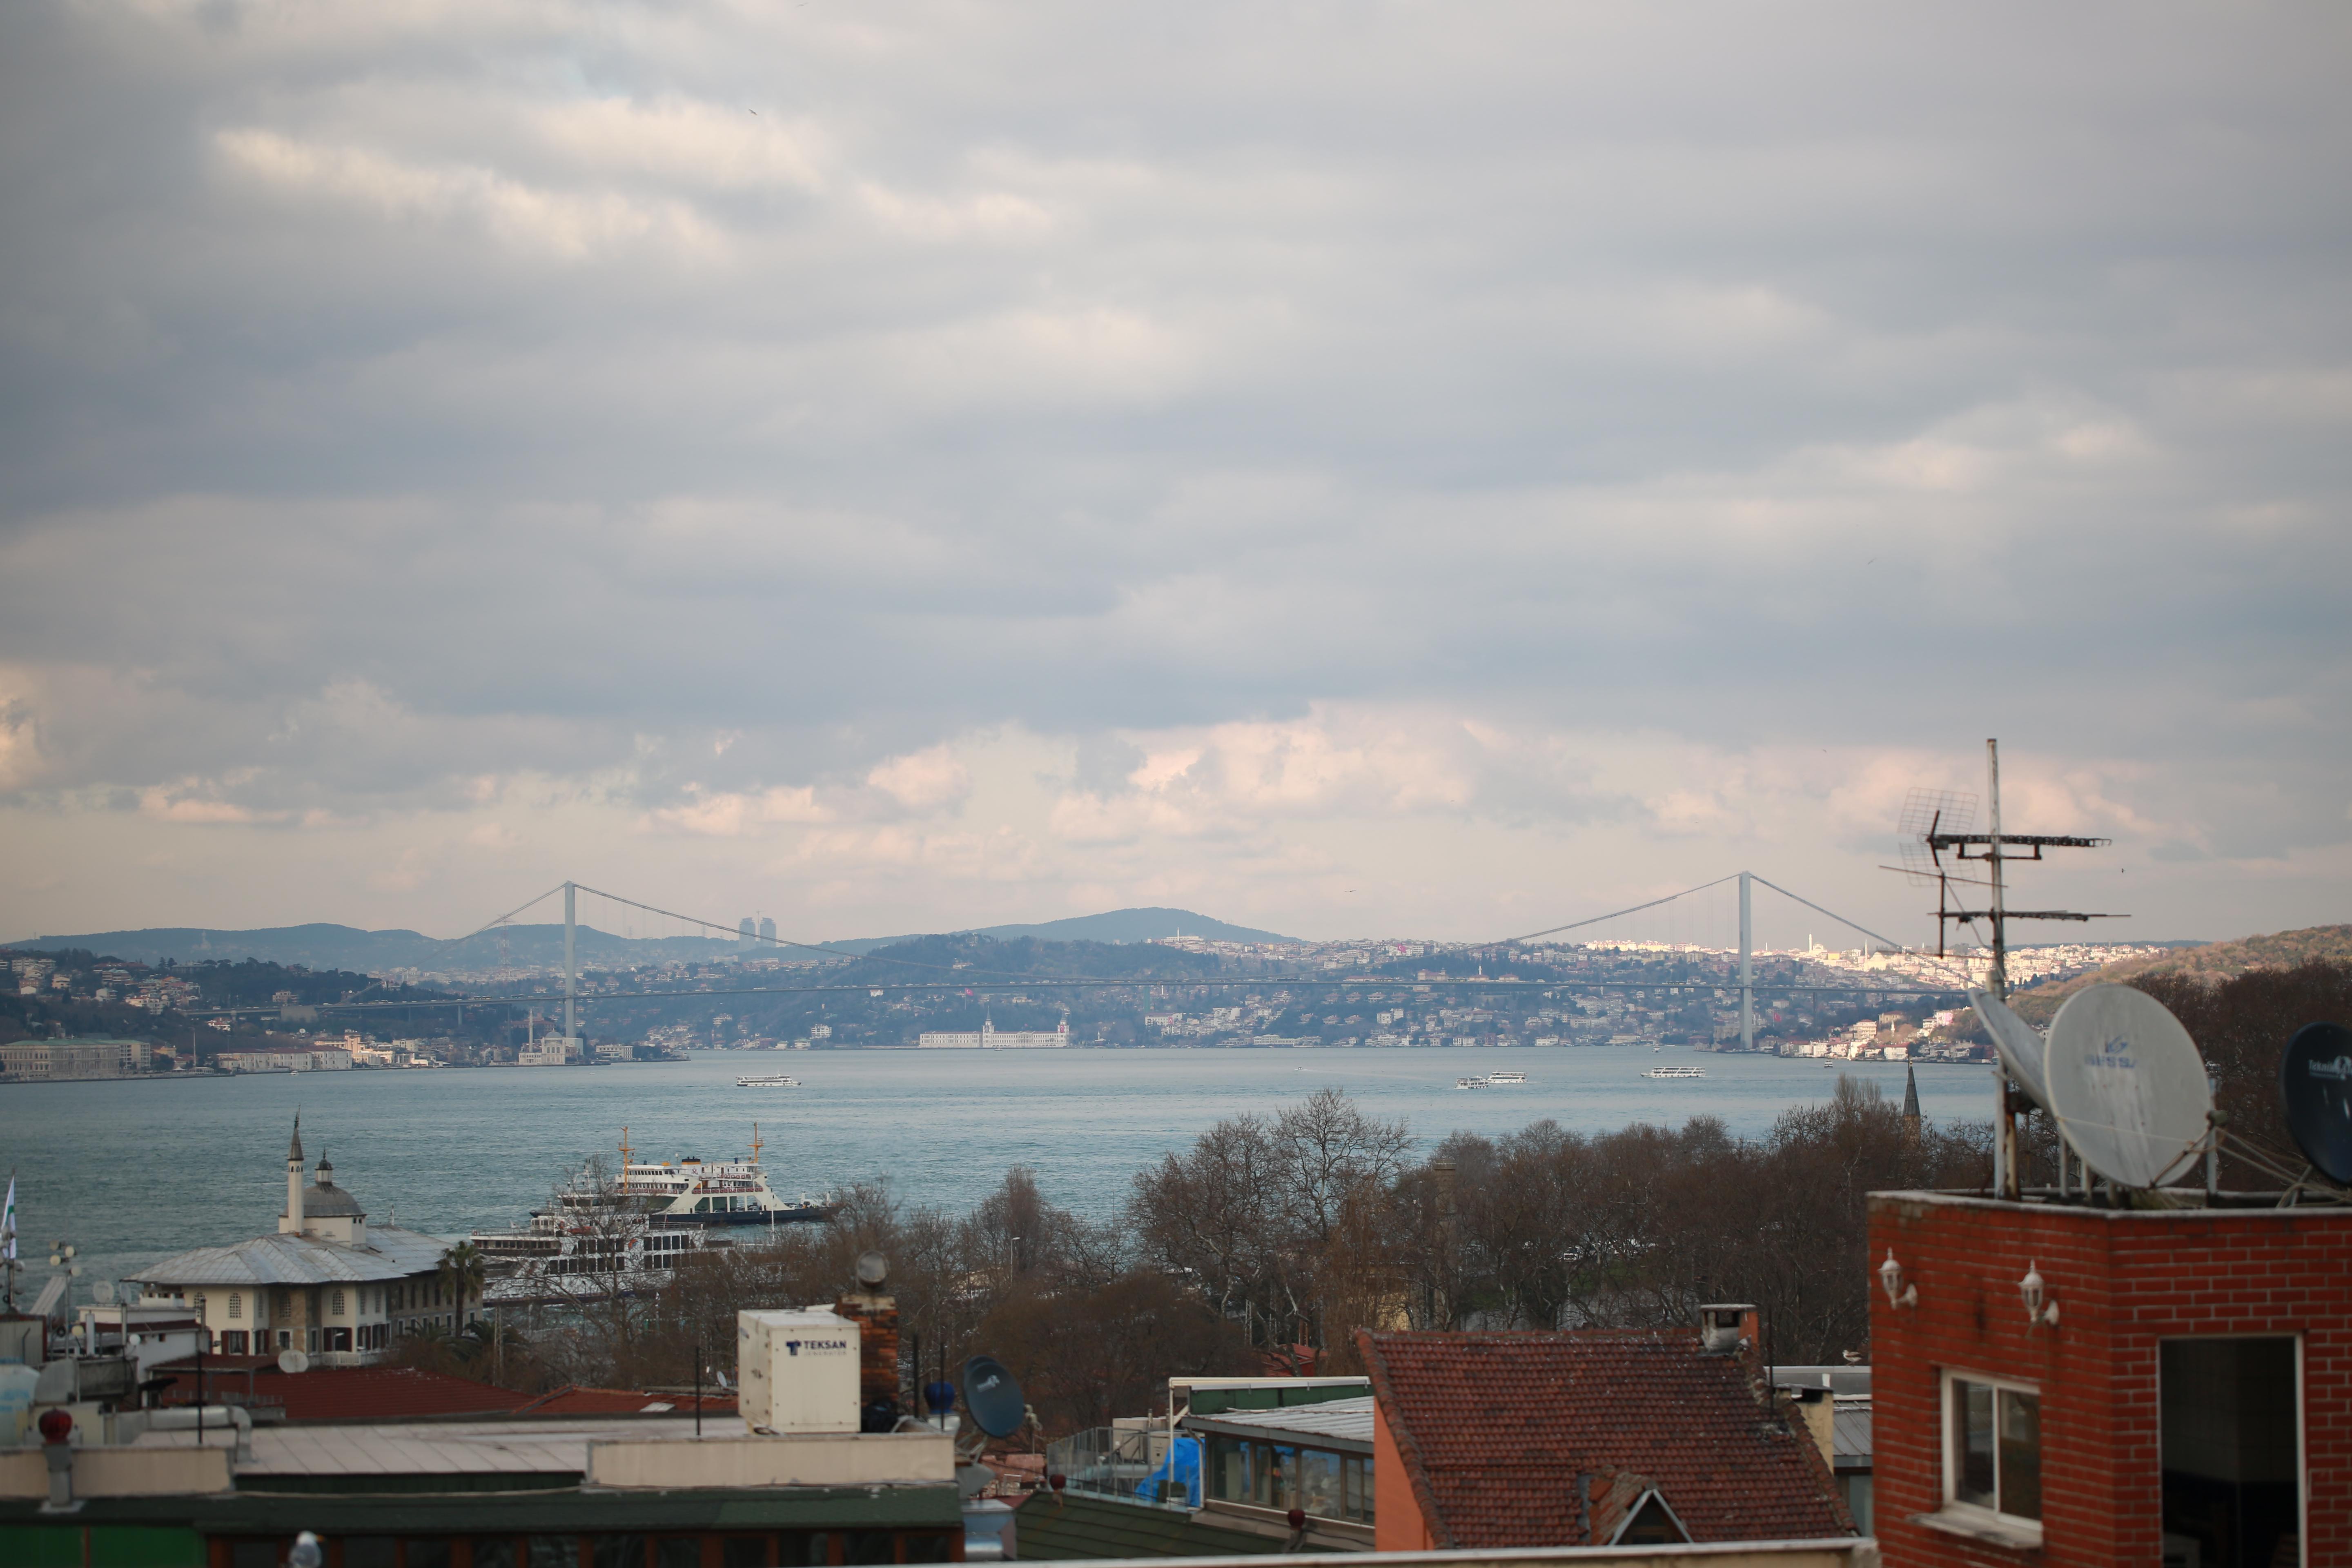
<box><xmin>1869</xmin><ymin>1190</ymin><xmax>2352</xmax><ymax>1567</ymax></box>
<box><xmin>1358</xmin><ymin>1319</ymin><xmax>1852</xmax><ymax>1550</ymax></box>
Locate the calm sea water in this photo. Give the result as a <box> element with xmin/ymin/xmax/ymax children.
<box><xmin>0</xmin><ymin>1046</ymin><xmax>1990</xmax><ymax>1301</ymax></box>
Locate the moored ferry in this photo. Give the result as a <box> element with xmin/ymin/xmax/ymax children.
<box><xmin>471</xmin><ymin>1126</ymin><xmax>835</xmax><ymax>1272</ymax></box>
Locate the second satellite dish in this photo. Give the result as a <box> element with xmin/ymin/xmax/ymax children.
<box><xmin>961</xmin><ymin>1354</ymin><xmax>1026</xmax><ymax>1439</ymax></box>
<box><xmin>1968</xmin><ymin>987</ymin><xmax>2052</xmax><ymax>1111</ymax></box>
<box><xmin>2279</xmin><ymin>1021</ymin><xmax>2352</xmax><ymax>1186</ymax></box>
<box><xmin>2043</xmin><ymin>984</ymin><xmax>2211</xmax><ymax>1189</ymax></box>
<box><xmin>277</xmin><ymin>1348</ymin><xmax>311</xmax><ymax>1375</ymax></box>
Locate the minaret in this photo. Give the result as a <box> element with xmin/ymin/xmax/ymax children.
<box><xmin>1901</xmin><ymin>1067</ymin><xmax>1922</xmax><ymax>1152</ymax></box>
<box><xmin>282</xmin><ymin>1115</ymin><xmax>306</xmax><ymax>1234</ymax></box>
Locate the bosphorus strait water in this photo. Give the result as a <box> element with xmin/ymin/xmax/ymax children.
<box><xmin>0</xmin><ymin>1047</ymin><xmax>1988</xmax><ymax>1296</ymax></box>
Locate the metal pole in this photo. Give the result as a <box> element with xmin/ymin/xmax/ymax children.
<box><xmin>563</xmin><ymin>882</ymin><xmax>578</xmax><ymax>1045</ymax></box>
<box><xmin>1738</xmin><ymin>871</ymin><xmax>1754</xmax><ymax>1054</ymax></box>
<box><xmin>1988</xmin><ymin>740</ymin><xmax>2019</xmax><ymax>1200</ymax></box>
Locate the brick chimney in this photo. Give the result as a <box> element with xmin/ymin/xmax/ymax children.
<box><xmin>833</xmin><ymin>1251</ymin><xmax>901</xmax><ymax>1432</ymax></box>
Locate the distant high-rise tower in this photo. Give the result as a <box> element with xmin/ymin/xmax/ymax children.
<box><xmin>758</xmin><ymin>917</ymin><xmax>776</xmax><ymax>943</ymax></box>
<box><xmin>738</xmin><ymin>918</ymin><xmax>755</xmax><ymax>943</ymax></box>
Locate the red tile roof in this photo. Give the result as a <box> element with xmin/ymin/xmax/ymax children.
<box><xmin>153</xmin><ymin>1361</ymin><xmax>528</xmax><ymax>1422</ymax></box>
<box><xmin>511</xmin><ymin>1385</ymin><xmax>738</xmax><ymax>1417</ymax></box>
<box><xmin>1358</xmin><ymin>1330</ymin><xmax>1851</xmax><ymax>1548</ymax></box>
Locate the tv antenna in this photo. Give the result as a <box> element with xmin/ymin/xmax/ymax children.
<box><xmin>1912</xmin><ymin>740</ymin><xmax>2123</xmax><ymax>1198</ymax></box>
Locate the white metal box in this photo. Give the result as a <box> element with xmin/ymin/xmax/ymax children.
<box><xmin>737</xmin><ymin>1309</ymin><xmax>861</xmax><ymax>1434</ymax></box>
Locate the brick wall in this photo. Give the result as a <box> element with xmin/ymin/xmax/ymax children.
<box><xmin>1869</xmin><ymin>1192</ymin><xmax>2352</xmax><ymax>1567</ymax></box>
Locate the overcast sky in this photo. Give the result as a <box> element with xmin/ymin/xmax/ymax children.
<box><xmin>1</xmin><ymin>2</ymin><xmax>2346</xmax><ymax>948</ymax></box>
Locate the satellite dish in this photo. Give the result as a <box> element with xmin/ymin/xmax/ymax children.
<box><xmin>278</xmin><ymin>1348</ymin><xmax>312</xmax><ymax>1375</ymax></box>
<box><xmin>2043</xmin><ymin>984</ymin><xmax>2211</xmax><ymax>1189</ymax></box>
<box><xmin>90</xmin><ymin>1281</ymin><xmax>117</xmax><ymax>1306</ymax></box>
<box><xmin>2279</xmin><ymin>1021</ymin><xmax>2352</xmax><ymax>1185</ymax></box>
<box><xmin>1968</xmin><ymin>988</ymin><xmax>2052</xmax><ymax>1111</ymax></box>
<box><xmin>961</xmin><ymin>1354</ymin><xmax>1026</xmax><ymax>1439</ymax></box>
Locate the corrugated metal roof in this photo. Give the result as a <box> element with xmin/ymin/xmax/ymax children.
<box><xmin>1832</xmin><ymin>1400</ymin><xmax>1871</xmax><ymax>1466</ymax></box>
<box><xmin>1016</xmin><ymin>1492</ymin><xmax>1280</xmax><ymax>1560</ymax></box>
<box><xmin>1189</xmin><ymin>1396</ymin><xmax>1376</xmax><ymax>1447</ymax></box>
<box><xmin>127</xmin><ymin>1225</ymin><xmax>451</xmax><ymax>1287</ymax></box>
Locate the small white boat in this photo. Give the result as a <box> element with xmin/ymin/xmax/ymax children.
<box><xmin>1486</xmin><ymin>1070</ymin><xmax>1527</xmax><ymax>1085</ymax></box>
<box><xmin>1644</xmin><ymin>1065</ymin><xmax>1706</xmax><ymax>1079</ymax></box>
<box><xmin>1455</xmin><ymin>1076</ymin><xmax>1488</xmax><ymax>1089</ymax></box>
<box><xmin>737</xmin><ymin>1074</ymin><xmax>802</xmax><ymax>1087</ymax></box>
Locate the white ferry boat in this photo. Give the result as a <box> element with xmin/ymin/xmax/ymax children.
<box><xmin>471</xmin><ymin>1126</ymin><xmax>834</xmax><ymax>1268</ymax></box>
<box><xmin>1455</xmin><ymin>1076</ymin><xmax>1488</xmax><ymax>1089</ymax></box>
<box><xmin>736</xmin><ymin>1074</ymin><xmax>802</xmax><ymax>1088</ymax></box>
<box><xmin>1643</xmin><ymin>1065</ymin><xmax>1707</xmax><ymax>1079</ymax></box>
<box><xmin>1486</xmin><ymin>1069</ymin><xmax>1528</xmax><ymax>1085</ymax></box>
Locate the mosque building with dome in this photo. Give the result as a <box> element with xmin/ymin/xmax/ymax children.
<box><xmin>127</xmin><ymin>1119</ymin><xmax>480</xmax><ymax>1364</ymax></box>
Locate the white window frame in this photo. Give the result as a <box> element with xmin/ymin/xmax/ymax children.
<box><xmin>1939</xmin><ymin>1368</ymin><xmax>2045</xmax><ymax>1543</ymax></box>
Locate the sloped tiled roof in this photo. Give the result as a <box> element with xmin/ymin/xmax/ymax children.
<box><xmin>512</xmin><ymin>1385</ymin><xmax>738</xmax><ymax>1417</ymax></box>
<box><xmin>1358</xmin><ymin>1330</ymin><xmax>1851</xmax><ymax>1548</ymax></box>
<box><xmin>1015</xmin><ymin>1492</ymin><xmax>1281</xmax><ymax>1560</ymax></box>
<box><xmin>128</xmin><ymin>1224</ymin><xmax>450</xmax><ymax>1287</ymax></box>
<box><xmin>155</xmin><ymin>1362</ymin><xmax>528</xmax><ymax>1422</ymax></box>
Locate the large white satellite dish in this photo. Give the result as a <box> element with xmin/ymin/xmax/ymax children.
<box><xmin>277</xmin><ymin>1348</ymin><xmax>311</xmax><ymax>1375</ymax></box>
<box><xmin>1968</xmin><ymin>988</ymin><xmax>2051</xmax><ymax>1111</ymax></box>
<box><xmin>2042</xmin><ymin>984</ymin><xmax>2211</xmax><ymax>1189</ymax></box>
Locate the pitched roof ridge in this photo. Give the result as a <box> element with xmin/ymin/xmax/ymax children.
<box><xmin>1357</xmin><ymin>1327</ymin><xmax>1453</xmax><ymax>1550</ymax></box>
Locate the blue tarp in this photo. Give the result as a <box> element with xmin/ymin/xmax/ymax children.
<box><xmin>1137</xmin><ymin>1434</ymin><xmax>1202</xmax><ymax>1508</ymax></box>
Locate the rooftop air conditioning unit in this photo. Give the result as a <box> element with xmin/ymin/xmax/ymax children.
<box><xmin>738</xmin><ymin>1309</ymin><xmax>861</xmax><ymax>1434</ymax></box>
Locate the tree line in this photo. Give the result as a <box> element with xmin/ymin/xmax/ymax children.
<box><xmin>394</xmin><ymin>962</ymin><xmax>2346</xmax><ymax>1438</ymax></box>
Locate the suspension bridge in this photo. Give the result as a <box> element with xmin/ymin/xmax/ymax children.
<box><xmin>187</xmin><ymin>872</ymin><xmax>1983</xmax><ymax>1050</ymax></box>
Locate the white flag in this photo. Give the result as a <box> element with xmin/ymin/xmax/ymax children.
<box><xmin>1</xmin><ymin>1176</ymin><xmax>15</xmax><ymax>1261</ymax></box>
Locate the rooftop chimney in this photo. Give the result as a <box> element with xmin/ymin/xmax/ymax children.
<box><xmin>1698</xmin><ymin>1303</ymin><xmax>1757</xmax><ymax>1357</ymax></box>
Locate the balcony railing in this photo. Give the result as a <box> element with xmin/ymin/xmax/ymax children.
<box><xmin>1044</xmin><ymin>1425</ymin><xmax>1192</xmax><ymax>1509</ymax></box>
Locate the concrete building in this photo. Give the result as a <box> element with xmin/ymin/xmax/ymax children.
<box><xmin>0</xmin><ymin>1037</ymin><xmax>149</xmax><ymax>1081</ymax></box>
<box><xmin>916</xmin><ymin>1016</ymin><xmax>1071</xmax><ymax>1049</ymax></box>
<box><xmin>126</xmin><ymin>1123</ymin><xmax>478</xmax><ymax>1364</ymax></box>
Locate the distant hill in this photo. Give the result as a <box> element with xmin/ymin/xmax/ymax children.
<box><xmin>4</xmin><ymin>906</ymin><xmax>1295</xmax><ymax>971</ymax></box>
<box><xmin>826</xmin><ymin>906</ymin><xmax>1297</xmax><ymax>954</ymax></box>
<box><xmin>2014</xmin><ymin>923</ymin><xmax>2352</xmax><ymax>1021</ymax></box>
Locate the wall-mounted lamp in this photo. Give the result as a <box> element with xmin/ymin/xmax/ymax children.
<box><xmin>1878</xmin><ymin>1249</ymin><xmax>1917</xmax><ymax>1310</ymax></box>
<box><xmin>2019</xmin><ymin>1263</ymin><xmax>2060</xmax><ymax>1328</ymax></box>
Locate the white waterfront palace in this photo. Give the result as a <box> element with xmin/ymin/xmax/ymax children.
<box><xmin>126</xmin><ymin>1120</ymin><xmax>478</xmax><ymax>1365</ymax></box>
<box><xmin>915</xmin><ymin>1014</ymin><xmax>1071</xmax><ymax>1049</ymax></box>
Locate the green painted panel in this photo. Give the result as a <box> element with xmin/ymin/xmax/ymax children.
<box><xmin>0</xmin><ymin>1527</ymin><xmax>83</xmax><ymax>1568</ymax></box>
<box><xmin>88</xmin><ymin>1528</ymin><xmax>207</xmax><ymax>1568</ymax></box>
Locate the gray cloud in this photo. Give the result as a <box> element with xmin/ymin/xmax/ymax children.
<box><xmin>0</xmin><ymin>1</ymin><xmax>2346</xmax><ymax>940</ymax></box>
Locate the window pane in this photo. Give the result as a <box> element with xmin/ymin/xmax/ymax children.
<box><xmin>1998</xmin><ymin>1389</ymin><xmax>2042</xmax><ymax>1521</ymax></box>
<box><xmin>1300</xmin><ymin>1449</ymin><xmax>1341</xmax><ymax>1519</ymax></box>
<box><xmin>231</xmin><ymin>1544</ymin><xmax>277</xmax><ymax>1568</ymax></box>
<box><xmin>899</xmin><ymin>1534</ymin><xmax>954</xmax><ymax>1564</ymax></box>
<box><xmin>2163</xmin><ymin>1337</ymin><xmax>2300</xmax><ymax>1568</ymax></box>
<box><xmin>343</xmin><ymin>1539</ymin><xmax>397</xmax><ymax>1568</ymax></box>
<box><xmin>475</xmin><ymin>1542</ymin><xmax>517</xmax><ymax>1568</ymax></box>
<box><xmin>404</xmin><ymin>1541</ymin><xmax>454</xmax><ymax>1568</ymax></box>
<box><xmin>719</xmin><ymin>1538</ymin><xmax>770</xmax><ymax>1568</ymax></box>
<box><xmin>655</xmin><ymin>1539</ymin><xmax>701</xmax><ymax>1568</ymax></box>
<box><xmin>592</xmin><ymin>1537</ymin><xmax>648</xmax><ymax>1568</ymax></box>
<box><xmin>529</xmin><ymin>1538</ymin><xmax>579</xmax><ymax>1568</ymax></box>
<box><xmin>1952</xmin><ymin>1380</ymin><xmax>1996</xmax><ymax>1508</ymax></box>
<box><xmin>841</xmin><ymin>1532</ymin><xmax>894</xmax><ymax>1566</ymax></box>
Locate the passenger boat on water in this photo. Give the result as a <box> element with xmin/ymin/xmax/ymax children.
<box><xmin>1454</xmin><ymin>1075</ymin><xmax>1488</xmax><ymax>1089</ymax></box>
<box><xmin>1486</xmin><ymin>1069</ymin><xmax>1528</xmax><ymax>1084</ymax></box>
<box><xmin>470</xmin><ymin>1126</ymin><xmax>835</xmax><ymax>1285</ymax></box>
<box><xmin>1643</xmin><ymin>1065</ymin><xmax>1706</xmax><ymax>1079</ymax></box>
<box><xmin>736</xmin><ymin>1074</ymin><xmax>802</xmax><ymax>1087</ymax></box>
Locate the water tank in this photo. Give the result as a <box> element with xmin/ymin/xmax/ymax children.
<box><xmin>737</xmin><ymin>1309</ymin><xmax>860</xmax><ymax>1434</ymax></box>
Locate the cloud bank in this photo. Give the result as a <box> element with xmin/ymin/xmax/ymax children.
<box><xmin>0</xmin><ymin>1</ymin><xmax>2346</xmax><ymax>943</ymax></box>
